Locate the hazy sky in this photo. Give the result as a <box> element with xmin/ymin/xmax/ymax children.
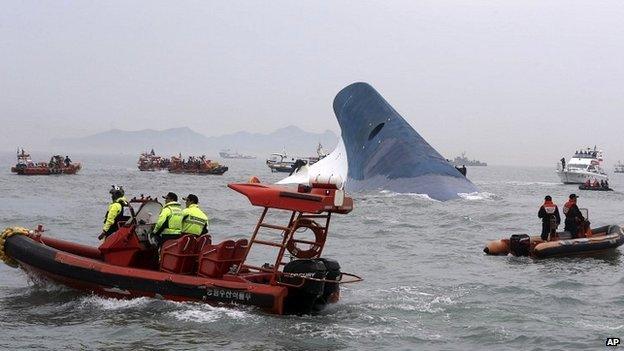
<box><xmin>2</xmin><ymin>1</ymin><xmax>624</xmax><ymax>165</ymax></box>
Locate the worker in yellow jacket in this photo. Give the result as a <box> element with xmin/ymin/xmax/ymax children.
<box><xmin>99</xmin><ymin>186</ymin><xmax>128</xmax><ymax>239</ymax></box>
<box><xmin>151</xmin><ymin>192</ymin><xmax>183</xmax><ymax>246</ymax></box>
<box><xmin>181</xmin><ymin>194</ymin><xmax>209</xmax><ymax>235</ymax></box>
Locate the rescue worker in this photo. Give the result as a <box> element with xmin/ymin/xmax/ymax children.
<box><xmin>64</xmin><ymin>155</ymin><xmax>71</xmax><ymax>167</ymax></box>
<box><xmin>181</xmin><ymin>194</ymin><xmax>209</xmax><ymax>235</ymax></box>
<box><xmin>151</xmin><ymin>192</ymin><xmax>183</xmax><ymax>246</ymax></box>
<box><xmin>563</xmin><ymin>194</ymin><xmax>585</xmax><ymax>238</ymax></box>
<box><xmin>99</xmin><ymin>186</ymin><xmax>128</xmax><ymax>239</ymax></box>
<box><xmin>538</xmin><ymin>195</ymin><xmax>561</xmax><ymax>241</ymax></box>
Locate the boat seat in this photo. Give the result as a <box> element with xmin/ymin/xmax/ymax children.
<box><xmin>197</xmin><ymin>240</ymin><xmax>236</xmax><ymax>278</ymax></box>
<box><xmin>230</xmin><ymin>239</ymin><xmax>249</xmax><ymax>270</ymax></box>
<box><xmin>160</xmin><ymin>235</ymin><xmax>198</xmax><ymax>275</ymax></box>
<box><xmin>220</xmin><ymin>239</ymin><xmax>249</xmax><ymax>275</ymax></box>
<box><xmin>195</xmin><ymin>234</ymin><xmax>212</xmax><ymax>252</ymax></box>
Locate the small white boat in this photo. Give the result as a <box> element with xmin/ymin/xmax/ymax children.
<box><xmin>615</xmin><ymin>161</ymin><xmax>624</xmax><ymax>174</ymax></box>
<box><xmin>266</xmin><ymin>152</ymin><xmax>301</xmax><ymax>173</ymax></box>
<box><xmin>556</xmin><ymin>147</ymin><xmax>608</xmax><ymax>184</ymax></box>
<box><xmin>266</xmin><ymin>144</ymin><xmax>328</xmax><ymax>173</ymax></box>
<box><xmin>219</xmin><ymin>149</ymin><xmax>256</xmax><ymax>159</ymax></box>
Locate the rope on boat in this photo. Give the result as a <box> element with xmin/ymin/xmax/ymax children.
<box><xmin>0</xmin><ymin>227</ymin><xmax>30</xmax><ymax>267</ymax></box>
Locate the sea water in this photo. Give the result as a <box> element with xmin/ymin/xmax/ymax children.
<box><xmin>1</xmin><ymin>153</ymin><xmax>622</xmax><ymax>350</ymax></box>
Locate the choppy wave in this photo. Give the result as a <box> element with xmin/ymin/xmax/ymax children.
<box><xmin>77</xmin><ymin>295</ymin><xmax>153</xmax><ymax>310</ymax></box>
<box><xmin>167</xmin><ymin>303</ymin><xmax>255</xmax><ymax>323</ymax></box>
<box><xmin>458</xmin><ymin>192</ymin><xmax>499</xmax><ymax>200</ymax></box>
<box><xmin>377</xmin><ymin>190</ymin><xmax>437</xmax><ymax>201</ymax></box>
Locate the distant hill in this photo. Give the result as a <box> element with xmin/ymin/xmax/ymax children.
<box><xmin>50</xmin><ymin>126</ymin><xmax>338</xmax><ymax>156</ymax></box>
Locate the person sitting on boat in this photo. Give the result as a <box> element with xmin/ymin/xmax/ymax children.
<box><xmin>584</xmin><ymin>179</ymin><xmax>591</xmax><ymax>187</ymax></box>
<box><xmin>64</xmin><ymin>156</ymin><xmax>71</xmax><ymax>167</ymax></box>
<box><xmin>538</xmin><ymin>195</ymin><xmax>560</xmax><ymax>241</ymax></box>
<box><xmin>181</xmin><ymin>194</ymin><xmax>209</xmax><ymax>235</ymax></box>
<box><xmin>99</xmin><ymin>186</ymin><xmax>129</xmax><ymax>240</ymax></box>
<box><xmin>604</xmin><ymin>179</ymin><xmax>610</xmax><ymax>189</ymax></box>
<box><xmin>592</xmin><ymin>179</ymin><xmax>600</xmax><ymax>188</ymax></box>
<box><xmin>563</xmin><ymin>194</ymin><xmax>585</xmax><ymax>238</ymax></box>
<box><xmin>151</xmin><ymin>192</ymin><xmax>184</xmax><ymax>246</ymax></box>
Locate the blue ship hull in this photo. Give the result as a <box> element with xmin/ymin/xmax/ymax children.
<box><xmin>333</xmin><ymin>82</ymin><xmax>478</xmax><ymax>201</ymax></box>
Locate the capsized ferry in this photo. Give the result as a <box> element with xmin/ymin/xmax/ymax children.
<box><xmin>0</xmin><ymin>178</ymin><xmax>361</xmax><ymax>315</ymax></box>
<box><xmin>556</xmin><ymin>147</ymin><xmax>608</xmax><ymax>184</ymax></box>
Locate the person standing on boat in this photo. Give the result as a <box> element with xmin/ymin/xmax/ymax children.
<box><xmin>181</xmin><ymin>194</ymin><xmax>209</xmax><ymax>235</ymax></box>
<box><xmin>151</xmin><ymin>192</ymin><xmax>184</xmax><ymax>246</ymax></box>
<box><xmin>563</xmin><ymin>194</ymin><xmax>585</xmax><ymax>238</ymax></box>
<box><xmin>64</xmin><ymin>156</ymin><xmax>71</xmax><ymax>167</ymax></box>
<box><xmin>538</xmin><ymin>195</ymin><xmax>560</xmax><ymax>241</ymax></box>
<box><xmin>99</xmin><ymin>186</ymin><xmax>128</xmax><ymax>240</ymax></box>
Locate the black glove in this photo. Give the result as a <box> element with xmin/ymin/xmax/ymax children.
<box><xmin>98</xmin><ymin>231</ymin><xmax>106</xmax><ymax>240</ymax></box>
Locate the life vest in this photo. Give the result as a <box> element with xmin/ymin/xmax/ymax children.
<box><xmin>181</xmin><ymin>204</ymin><xmax>208</xmax><ymax>235</ymax></box>
<box><xmin>563</xmin><ymin>200</ymin><xmax>576</xmax><ymax>216</ymax></box>
<box><xmin>159</xmin><ymin>202</ymin><xmax>183</xmax><ymax>236</ymax></box>
<box><xmin>103</xmin><ymin>196</ymin><xmax>128</xmax><ymax>233</ymax></box>
<box><xmin>542</xmin><ymin>200</ymin><xmax>556</xmax><ymax>214</ymax></box>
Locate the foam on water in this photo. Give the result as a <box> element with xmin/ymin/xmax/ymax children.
<box><xmin>378</xmin><ymin>190</ymin><xmax>437</xmax><ymax>201</ymax></box>
<box><xmin>458</xmin><ymin>191</ymin><xmax>499</xmax><ymax>200</ymax></box>
<box><xmin>167</xmin><ymin>303</ymin><xmax>255</xmax><ymax>323</ymax></box>
<box><xmin>78</xmin><ymin>295</ymin><xmax>153</xmax><ymax>310</ymax></box>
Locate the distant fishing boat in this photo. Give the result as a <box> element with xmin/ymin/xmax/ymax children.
<box><xmin>11</xmin><ymin>148</ymin><xmax>81</xmax><ymax>175</ymax></box>
<box><xmin>450</xmin><ymin>152</ymin><xmax>487</xmax><ymax>167</ymax></box>
<box><xmin>219</xmin><ymin>149</ymin><xmax>256</xmax><ymax>159</ymax></box>
<box><xmin>137</xmin><ymin>149</ymin><xmax>170</xmax><ymax>171</ymax></box>
<box><xmin>615</xmin><ymin>161</ymin><xmax>624</xmax><ymax>174</ymax></box>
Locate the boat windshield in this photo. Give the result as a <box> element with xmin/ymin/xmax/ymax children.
<box><xmin>132</xmin><ymin>200</ymin><xmax>162</xmax><ymax>241</ymax></box>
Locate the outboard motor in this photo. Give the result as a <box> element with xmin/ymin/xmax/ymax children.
<box><xmin>282</xmin><ymin>259</ymin><xmax>327</xmax><ymax>314</ymax></box>
<box><xmin>509</xmin><ymin>234</ymin><xmax>531</xmax><ymax>257</ymax></box>
<box><xmin>315</xmin><ymin>258</ymin><xmax>341</xmax><ymax>309</ymax></box>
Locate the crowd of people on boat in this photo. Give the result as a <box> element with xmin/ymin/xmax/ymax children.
<box><xmin>169</xmin><ymin>154</ymin><xmax>222</xmax><ymax>172</ymax></box>
<box><xmin>138</xmin><ymin>149</ymin><xmax>170</xmax><ymax>170</ymax></box>
<box><xmin>538</xmin><ymin>193</ymin><xmax>587</xmax><ymax>241</ymax></box>
<box><xmin>574</xmin><ymin>149</ymin><xmax>599</xmax><ymax>157</ymax></box>
<box><xmin>99</xmin><ymin>186</ymin><xmax>209</xmax><ymax>249</ymax></box>
<box><xmin>583</xmin><ymin>178</ymin><xmax>610</xmax><ymax>189</ymax></box>
<box><xmin>48</xmin><ymin>155</ymin><xmax>73</xmax><ymax>169</ymax></box>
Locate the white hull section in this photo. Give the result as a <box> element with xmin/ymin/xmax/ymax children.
<box><xmin>556</xmin><ymin>170</ymin><xmax>608</xmax><ymax>184</ymax></box>
<box><xmin>277</xmin><ymin>138</ymin><xmax>348</xmax><ymax>187</ymax></box>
